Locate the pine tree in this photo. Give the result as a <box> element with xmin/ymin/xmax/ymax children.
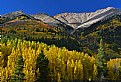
<box><xmin>97</xmin><ymin>38</ymin><xmax>105</xmax><ymax>81</ymax></box>
<box><xmin>36</xmin><ymin>50</ymin><xmax>49</xmax><ymax>82</ymax></box>
<box><xmin>11</xmin><ymin>53</ymin><xmax>25</xmax><ymax>82</ymax></box>
<box><xmin>97</xmin><ymin>39</ymin><xmax>105</xmax><ymax>67</ymax></box>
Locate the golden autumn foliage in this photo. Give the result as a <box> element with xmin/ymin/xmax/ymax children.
<box><xmin>0</xmin><ymin>38</ymin><xmax>120</xmax><ymax>82</ymax></box>
<box><xmin>107</xmin><ymin>58</ymin><xmax>121</xmax><ymax>80</ymax></box>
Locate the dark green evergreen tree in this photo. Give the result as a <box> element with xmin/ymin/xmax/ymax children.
<box><xmin>36</xmin><ymin>50</ymin><xmax>49</xmax><ymax>82</ymax></box>
<box><xmin>97</xmin><ymin>39</ymin><xmax>105</xmax><ymax>68</ymax></box>
<box><xmin>11</xmin><ymin>53</ymin><xmax>25</xmax><ymax>82</ymax></box>
<box><xmin>97</xmin><ymin>38</ymin><xmax>106</xmax><ymax>81</ymax></box>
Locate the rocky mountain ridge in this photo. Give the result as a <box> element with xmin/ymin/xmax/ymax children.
<box><xmin>1</xmin><ymin>7</ymin><xmax>121</xmax><ymax>30</ymax></box>
<box><xmin>54</xmin><ymin>7</ymin><xmax>121</xmax><ymax>29</ymax></box>
<box><xmin>1</xmin><ymin>10</ymin><xmax>34</xmax><ymax>20</ymax></box>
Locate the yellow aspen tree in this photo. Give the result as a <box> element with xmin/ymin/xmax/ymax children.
<box><xmin>67</xmin><ymin>59</ymin><xmax>71</xmax><ymax>81</ymax></box>
<box><xmin>70</xmin><ymin>59</ymin><xmax>75</xmax><ymax>81</ymax></box>
<box><xmin>93</xmin><ymin>64</ymin><xmax>98</xmax><ymax>80</ymax></box>
<box><xmin>78</xmin><ymin>60</ymin><xmax>83</xmax><ymax>80</ymax></box>
<box><xmin>107</xmin><ymin>58</ymin><xmax>121</xmax><ymax>80</ymax></box>
<box><xmin>57</xmin><ymin>73</ymin><xmax>61</xmax><ymax>82</ymax></box>
<box><xmin>74</xmin><ymin>60</ymin><xmax>78</xmax><ymax>80</ymax></box>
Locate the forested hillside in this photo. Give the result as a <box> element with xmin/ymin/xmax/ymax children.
<box><xmin>73</xmin><ymin>15</ymin><xmax>121</xmax><ymax>57</ymax></box>
<box><xmin>1</xmin><ymin>8</ymin><xmax>121</xmax><ymax>82</ymax></box>
<box><xmin>0</xmin><ymin>38</ymin><xmax>121</xmax><ymax>82</ymax></box>
<box><xmin>0</xmin><ymin>14</ymin><xmax>81</xmax><ymax>52</ymax></box>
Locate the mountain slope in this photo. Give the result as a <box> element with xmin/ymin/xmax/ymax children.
<box><xmin>32</xmin><ymin>13</ymin><xmax>61</xmax><ymax>24</ymax></box>
<box><xmin>73</xmin><ymin>15</ymin><xmax>121</xmax><ymax>58</ymax></box>
<box><xmin>54</xmin><ymin>7</ymin><xmax>121</xmax><ymax>29</ymax></box>
<box><xmin>1</xmin><ymin>14</ymin><xmax>80</xmax><ymax>51</ymax></box>
<box><xmin>4</xmin><ymin>11</ymin><xmax>35</xmax><ymax>19</ymax></box>
<box><xmin>1</xmin><ymin>7</ymin><xmax>121</xmax><ymax>57</ymax></box>
<box><xmin>0</xmin><ymin>11</ymin><xmax>35</xmax><ymax>24</ymax></box>
<box><xmin>31</xmin><ymin>13</ymin><xmax>73</xmax><ymax>31</ymax></box>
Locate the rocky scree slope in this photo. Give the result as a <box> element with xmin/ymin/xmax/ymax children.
<box><xmin>54</xmin><ymin>7</ymin><xmax>121</xmax><ymax>29</ymax></box>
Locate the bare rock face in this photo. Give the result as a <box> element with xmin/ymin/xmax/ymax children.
<box><xmin>32</xmin><ymin>13</ymin><xmax>74</xmax><ymax>31</ymax></box>
<box><xmin>32</xmin><ymin>13</ymin><xmax>61</xmax><ymax>24</ymax></box>
<box><xmin>54</xmin><ymin>7</ymin><xmax>121</xmax><ymax>29</ymax></box>
<box><xmin>2</xmin><ymin>11</ymin><xmax>34</xmax><ymax>20</ymax></box>
<box><xmin>3</xmin><ymin>11</ymin><xmax>25</xmax><ymax>18</ymax></box>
